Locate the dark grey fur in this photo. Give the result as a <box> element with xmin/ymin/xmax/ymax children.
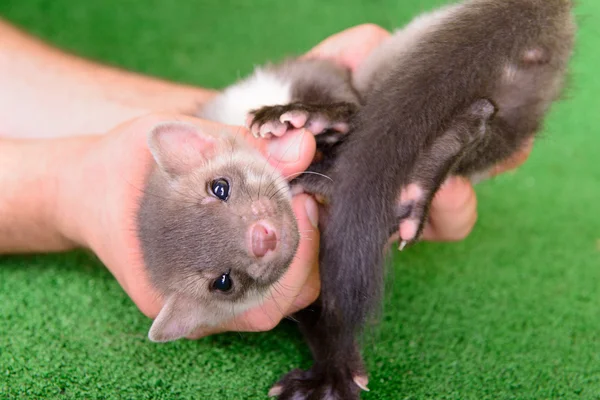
<box><xmin>276</xmin><ymin>58</ymin><xmax>361</xmax><ymax>105</ymax></box>
<box><xmin>248</xmin><ymin>0</ymin><xmax>576</xmax><ymax>398</ymax></box>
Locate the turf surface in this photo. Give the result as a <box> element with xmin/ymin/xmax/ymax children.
<box><xmin>1</xmin><ymin>0</ymin><xmax>599</xmax><ymax>399</ymax></box>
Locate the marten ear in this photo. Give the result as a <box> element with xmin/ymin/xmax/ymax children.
<box><xmin>147</xmin><ymin>121</ymin><xmax>217</xmax><ymax>176</ymax></box>
<box><xmin>148</xmin><ymin>294</ymin><xmax>206</xmax><ymax>342</ymax></box>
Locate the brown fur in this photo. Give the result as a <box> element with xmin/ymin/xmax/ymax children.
<box><xmin>136</xmin><ymin>121</ymin><xmax>299</xmax><ymax>341</ymax></box>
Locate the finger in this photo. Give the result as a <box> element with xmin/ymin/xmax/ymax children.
<box><xmin>272</xmin><ymin>194</ymin><xmax>321</xmax><ymax>315</ymax></box>
<box><xmin>420</xmin><ymin>176</ymin><xmax>478</xmax><ymax>242</ymax></box>
<box><xmin>242</xmin><ymin>127</ymin><xmax>317</xmax><ymax>180</ymax></box>
<box><xmin>285</xmin><ymin>257</ymin><xmax>321</xmax><ymax>314</ymax></box>
<box><xmin>303</xmin><ymin>24</ymin><xmax>391</xmax><ymax>72</ymax></box>
<box><xmin>186</xmin><ymin>194</ymin><xmax>320</xmax><ymax>338</ymax></box>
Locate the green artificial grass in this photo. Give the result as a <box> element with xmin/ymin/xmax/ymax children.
<box><xmin>1</xmin><ymin>0</ymin><xmax>599</xmax><ymax>399</ymax></box>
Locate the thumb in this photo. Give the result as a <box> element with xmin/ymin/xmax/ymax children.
<box><xmin>243</xmin><ymin>128</ymin><xmax>317</xmax><ymax>180</ymax></box>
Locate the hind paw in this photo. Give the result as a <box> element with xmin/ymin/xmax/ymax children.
<box><xmin>268</xmin><ymin>368</ymin><xmax>367</xmax><ymax>400</ymax></box>
<box><xmin>396</xmin><ymin>183</ymin><xmax>431</xmax><ymax>250</ymax></box>
<box><xmin>395</xmin><ymin>99</ymin><xmax>496</xmax><ymax>250</ymax></box>
<box><xmin>247</xmin><ymin>103</ymin><xmax>352</xmax><ymax>139</ymax></box>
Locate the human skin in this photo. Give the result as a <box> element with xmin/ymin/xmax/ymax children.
<box><xmin>0</xmin><ymin>21</ymin><xmax>532</xmax><ymax>337</ymax></box>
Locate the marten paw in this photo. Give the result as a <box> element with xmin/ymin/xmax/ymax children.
<box><xmin>395</xmin><ymin>183</ymin><xmax>434</xmax><ymax>251</ymax></box>
<box><xmin>246</xmin><ymin>103</ymin><xmax>351</xmax><ymax>139</ymax></box>
<box><xmin>268</xmin><ymin>368</ymin><xmax>367</xmax><ymax>400</ymax></box>
<box><xmin>394</xmin><ymin>99</ymin><xmax>495</xmax><ymax>250</ymax></box>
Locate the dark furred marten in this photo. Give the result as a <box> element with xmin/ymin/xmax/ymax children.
<box><xmin>138</xmin><ymin>1</ymin><xmax>577</xmax><ymax>399</ymax></box>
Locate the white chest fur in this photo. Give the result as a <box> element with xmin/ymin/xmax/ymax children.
<box><xmin>200</xmin><ymin>68</ymin><xmax>293</xmax><ymax>126</ymax></box>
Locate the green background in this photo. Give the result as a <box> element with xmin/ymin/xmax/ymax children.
<box><xmin>1</xmin><ymin>0</ymin><xmax>599</xmax><ymax>399</ymax></box>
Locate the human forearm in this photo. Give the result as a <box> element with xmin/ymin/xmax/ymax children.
<box><xmin>0</xmin><ymin>19</ymin><xmax>217</xmax><ymax>138</ymax></box>
<box><xmin>0</xmin><ymin>136</ymin><xmax>92</xmax><ymax>253</ymax></box>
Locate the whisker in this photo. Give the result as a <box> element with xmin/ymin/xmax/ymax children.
<box><xmin>268</xmin><ymin>171</ymin><xmax>333</xmax><ymax>201</ymax></box>
<box><xmin>271</xmin><ymin>282</ymin><xmax>301</xmax><ymax>323</ymax></box>
<box><xmin>263</xmin><ymin>167</ymin><xmax>297</xmax><ymax>199</ymax></box>
<box><xmin>272</xmin><ymin>281</ymin><xmax>304</xmax><ymax>292</ymax></box>
<box><xmin>257</xmin><ymin>295</ymin><xmax>279</xmax><ymax>330</ymax></box>
<box><xmin>230</xmin><ymin>302</ymin><xmax>244</xmax><ymax>339</ymax></box>
<box><xmin>268</xmin><ymin>186</ymin><xmax>291</xmax><ymax>201</ymax></box>
<box><xmin>284</xmin><ymin>171</ymin><xmax>333</xmax><ymax>183</ymax></box>
<box><xmin>268</xmin><ymin>285</ymin><xmax>297</xmax><ymax>323</ymax></box>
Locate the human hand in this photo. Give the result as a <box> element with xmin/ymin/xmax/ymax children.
<box><xmin>303</xmin><ymin>23</ymin><xmax>392</xmax><ymax>72</ymax></box>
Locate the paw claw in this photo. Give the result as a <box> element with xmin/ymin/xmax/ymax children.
<box><xmin>271</xmin><ymin>121</ymin><xmax>288</xmax><ymax>137</ymax></box>
<box><xmin>399</xmin><ymin>240</ymin><xmax>408</xmax><ymax>251</ymax></box>
<box><xmin>353</xmin><ymin>375</ymin><xmax>370</xmax><ymax>392</ymax></box>
<box><xmin>279</xmin><ymin>112</ymin><xmax>292</xmax><ymax>123</ymax></box>
<box><xmin>259</xmin><ymin>122</ymin><xmax>274</xmax><ymax>138</ymax></box>
<box><xmin>251</xmin><ymin>123</ymin><xmax>260</xmax><ymax>138</ymax></box>
<box><xmin>268</xmin><ymin>385</ymin><xmax>283</xmax><ymax>397</ymax></box>
<box><xmin>271</xmin><ymin>367</ymin><xmax>362</xmax><ymax>400</ymax></box>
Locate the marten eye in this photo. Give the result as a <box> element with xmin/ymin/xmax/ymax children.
<box><xmin>212</xmin><ymin>272</ymin><xmax>232</xmax><ymax>292</ymax></box>
<box><xmin>210</xmin><ymin>178</ymin><xmax>230</xmax><ymax>201</ymax></box>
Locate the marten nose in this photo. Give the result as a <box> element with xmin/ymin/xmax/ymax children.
<box><xmin>250</xmin><ymin>223</ymin><xmax>278</xmax><ymax>258</ymax></box>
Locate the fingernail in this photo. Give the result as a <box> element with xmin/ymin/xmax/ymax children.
<box><xmin>267</xmin><ymin>129</ymin><xmax>306</xmax><ymax>163</ymax></box>
<box><xmin>305</xmin><ymin>196</ymin><xmax>319</xmax><ymax>228</ymax></box>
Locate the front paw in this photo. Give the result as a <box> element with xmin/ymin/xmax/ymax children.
<box><xmin>268</xmin><ymin>367</ymin><xmax>368</xmax><ymax>400</ymax></box>
<box><xmin>246</xmin><ymin>103</ymin><xmax>350</xmax><ymax>139</ymax></box>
